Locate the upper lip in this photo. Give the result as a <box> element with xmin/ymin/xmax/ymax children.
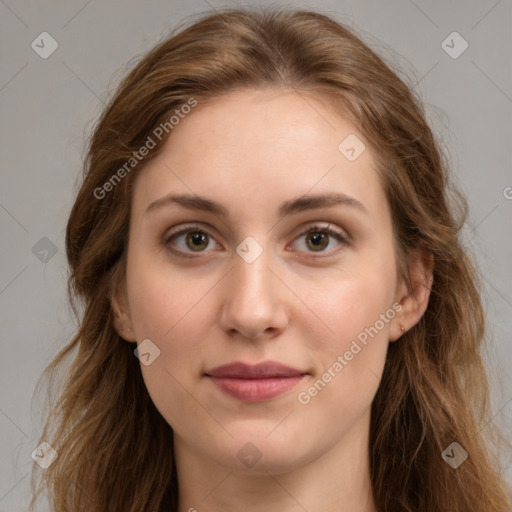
<box><xmin>205</xmin><ymin>361</ymin><xmax>307</xmax><ymax>379</ymax></box>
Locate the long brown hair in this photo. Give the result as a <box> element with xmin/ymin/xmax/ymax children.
<box><xmin>29</xmin><ymin>6</ymin><xmax>511</xmax><ymax>511</ymax></box>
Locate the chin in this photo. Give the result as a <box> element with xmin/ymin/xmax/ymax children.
<box><xmin>203</xmin><ymin>431</ymin><xmax>316</xmax><ymax>475</ymax></box>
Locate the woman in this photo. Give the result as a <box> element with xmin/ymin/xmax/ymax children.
<box><xmin>30</xmin><ymin>6</ymin><xmax>511</xmax><ymax>511</ymax></box>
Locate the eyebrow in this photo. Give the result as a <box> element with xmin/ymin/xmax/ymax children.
<box><xmin>145</xmin><ymin>191</ymin><xmax>368</xmax><ymax>217</ymax></box>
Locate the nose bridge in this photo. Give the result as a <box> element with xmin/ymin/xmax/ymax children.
<box><xmin>219</xmin><ymin>241</ymin><xmax>287</xmax><ymax>339</ymax></box>
<box><xmin>234</xmin><ymin>246</ymin><xmax>272</xmax><ymax>299</ymax></box>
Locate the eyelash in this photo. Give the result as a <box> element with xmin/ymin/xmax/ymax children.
<box><xmin>163</xmin><ymin>223</ymin><xmax>350</xmax><ymax>259</ymax></box>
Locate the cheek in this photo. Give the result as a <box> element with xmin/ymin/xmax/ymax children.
<box><xmin>126</xmin><ymin>256</ymin><xmax>213</xmax><ymax>372</ymax></box>
<box><xmin>129</xmin><ymin>286</ymin><xmax>213</xmax><ymax>382</ymax></box>
<box><xmin>126</xmin><ymin>248</ymin><xmax>205</xmax><ymax>339</ymax></box>
<box><xmin>127</xmin><ymin>268</ymin><xmax>214</xmax><ymax>430</ymax></box>
<box><xmin>296</xmin><ymin>258</ymin><xmax>396</xmax><ymax>412</ymax></box>
<box><xmin>305</xmin><ymin>263</ymin><xmax>396</xmax><ymax>356</ymax></box>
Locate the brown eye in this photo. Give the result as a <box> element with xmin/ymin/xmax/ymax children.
<box><xmin>305</xmin><ymin>232</ymin><xmax>329</xmax><ymax>251</ymax></box>
<box><xmin>164</xmin><ymin>224</ymin><xmax>218</xmax><ymax>257</ymax></box>
<box><xmin>291</xmin><ymin>224</ymin><xmax>349</xmax><ymax>256</ymax></box>
<box><xmin>185</xmin><ymin>232</ymin><xmax>209</xmax><ymax>251</ymax></box>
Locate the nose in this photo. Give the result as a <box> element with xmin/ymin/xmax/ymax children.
<box><xmin>218</xmin><ymin>245</ymin><xmax>289</xmax><ymax>342</ymax></box>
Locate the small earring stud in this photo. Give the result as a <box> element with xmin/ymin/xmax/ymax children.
<box><xmin>401</xmin><ymin>324</ymin><xmax>405</xmax><ymax>332</ymax></box>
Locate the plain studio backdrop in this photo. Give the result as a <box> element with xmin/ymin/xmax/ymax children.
<box><xmin>0</xmin><ymin>0</ymin><xmax>511</xmax><ymax>510</ymax></box>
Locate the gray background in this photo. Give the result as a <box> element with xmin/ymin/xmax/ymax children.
<box><xmin>1</xmin><ymin>0</ymin><xmax>511</xmax><ymax>510</ymax></box>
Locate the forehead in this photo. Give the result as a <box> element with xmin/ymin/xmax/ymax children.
<box><xmin>130</xmin><ymin>88</ymin><xmax>389</xmax><ymax>226</ymax></box>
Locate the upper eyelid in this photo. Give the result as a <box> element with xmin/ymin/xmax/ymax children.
<box><xmin>164</xmin><ymin>221</ymin><xmax>347</xmax><ymax>238</ymax></box>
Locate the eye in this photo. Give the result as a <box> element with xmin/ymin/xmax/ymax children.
<box><xmin>163</xmin><ymin>224</ymin><xmax>219</xmax><ymax>257</ymax></box>
<box><xmin>290</xmin><ymin>223</ymin><xmax>349</xmax><ymax>257</ymax></box>
<box><xmin>163</xmin><ymin>222</ymin><xmax>349</xmax><ymax>259</ymax></box>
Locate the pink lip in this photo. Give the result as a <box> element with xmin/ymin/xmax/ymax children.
<box><xmin>204</xmin><ymin>361</ymin><xmax>307</xmax><ymax>402</ymax></box>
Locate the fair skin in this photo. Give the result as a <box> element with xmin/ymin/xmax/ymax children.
<box><xmin>112</xmin><ymin>87</ymin><xmax>433</xmax><ymax>512</ymax></box>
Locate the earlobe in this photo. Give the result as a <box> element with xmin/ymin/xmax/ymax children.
<box><xmin>390</xmin><ymin>248</ymin><xmax>434</xmax><ymax>342</ymax></box>
<box><xmin>111</xmin><ymin>288</ymin><xmax>137</xmax><ymax>343</ymax></box>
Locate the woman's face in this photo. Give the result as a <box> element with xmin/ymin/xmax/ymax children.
<box><xmin>115</xmin><ymin>87</ymin><xmax>409</xmax><ymax>474</ymax></box>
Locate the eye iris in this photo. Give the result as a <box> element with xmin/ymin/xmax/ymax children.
<box><xmin>186</xmin><ymin>232</ymin><xmax>208</xmax><ymax>251</ymax></box>
<box><xmin>306</xmin><ymin>232</ymin><xmax>328</xmax><ymax>251</ymax></box>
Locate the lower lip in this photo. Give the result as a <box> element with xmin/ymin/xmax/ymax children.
<box><xmin>206</xmin><ymin>375</ymin><xmax>305</xmax><ymax>402</ymax></box>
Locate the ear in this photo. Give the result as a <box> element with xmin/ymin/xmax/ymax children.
<box><xmin>389</xmin><ymin>248</ymin><xmax>434</xmax><ymax>342</ymax></box>
<box><xmin>110</xmin><ymin>283</ymin><xmax>137</xmax><ymax>343</ymax></box>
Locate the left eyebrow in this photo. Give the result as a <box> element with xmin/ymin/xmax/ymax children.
<box><xmin>144</xmin><ymin>191</ymin><xmax>368</xmax><ymax>217</ymax></box>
